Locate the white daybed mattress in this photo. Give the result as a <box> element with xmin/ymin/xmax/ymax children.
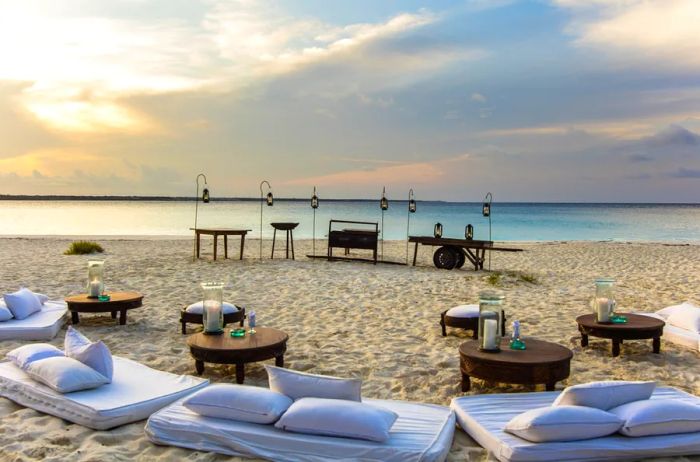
<box><xmin>0</xmin><ymin>356</ymin><xmax>208</xmax><ymax>430</ymax></box>
<box><xmin>636</xmin><ymin>312</ymin><xmax>700</xmax><ymax>351</ymax></box>
<box><xmin>450</xmin><ymin>387</ymin><xmax>700</xmax><ymax>462</ymax></box>
<box><xmin>146</xmin><ymin>397</ymin><xmax>456</xmax><ymax>462</ymax></box>
<box><xmin>0</xmin><ymin>301</ymin><xmax>67</xmax><ymax>341</ymax></box>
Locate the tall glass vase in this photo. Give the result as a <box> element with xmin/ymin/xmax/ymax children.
<box><xmin>201</xmin><ymin>282</ymin><xmax>224</xmax><ymax>334</ymax></box>
<box><xmin>87</xmin><ymin>260</ymin><xmax>105</xmax><ymax>298</ymax></box>
<box><xmin>478</xmin><ymin>291</ymin><xmax>505</xmax><ymax>352</ymax></box>
<box><xmin>593</xmin><ymin>278</ymin><xmax>616</xmax><ymax>323</ymax></box>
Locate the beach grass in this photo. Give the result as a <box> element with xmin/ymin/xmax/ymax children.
<box><xmin>64</xmin><ymin>241</ymin><xmax>104</xmax><ymax>255</ymax></box>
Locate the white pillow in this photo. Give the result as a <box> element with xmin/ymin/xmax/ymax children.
<box><xmin>185</xmin><ymin>301</ymin><xmax>239</xmax><ymax>315</ymax></box>
<box><xmin>446</xmin><ymin>305</ymin><xmax>479</xmax><ymax>318</ymax></box>
<box><xmin>553</xmin><ymin>381</ymin><xmax>656</xmax><ymax>410</ymax></box>
<box><xmin>274</xmin><ymin>397</ymin><xmax>398</xmax><ymax>442</ymax></box>
<box><xmin>265</xmin><ymin>365</ymin><xmax>362</xmax><ymax>401</ymax></box>
<box><xmin>505</xmin><ymin>406</ymin><xmax>623</xmax><ymax>443</ymax></box>
<box><xmin>64</xmin><ymin>326</ymin><xmax>114</xmax><ymax>381</ymax></box>
<box><xmin>609</xmin><ymin>399</ymin><xmax>700</xmax><ymax>437</ymax></box>
<box><xmin>0</xmin><ymin>302</ymin><xmax>13</xmax><ymax>321</ymax></box>
<box><xmin>24</xmin><ymin>356</ymin><xmax>109</xmax><ymax>393</ymax></box>
<box><xmin>3</xmin><ymin>288</ymin><xmax>43</xmax><ymax>320</ymax></box>
<box><xmin>6</xmin><ymin>343</ymin><xmax>64</xmax><ymax>369</ymax></box>
<box><xmin>667</xmin><ymin>306</ymin><xmax>700</xmax><ymax>333</ymax></box>
<box><xmin>656</xmin><ymin>302</ymin><xmax>698</xmax><ymax>319</ymax></box>
<box><xmin>34</xmin><ymin>293</ymin><xmax>49</xmax><ymax>305</ymax></box>
<box><xmin>183</xmin><ymin>384</ymin><xmax>293</xmax><ymax>424</ymax></box>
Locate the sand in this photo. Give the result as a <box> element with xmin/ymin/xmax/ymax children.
<box><xmin>0</xmin><ymin>236</ymin><xmax>699</xmax><ymax>461</ymax></box>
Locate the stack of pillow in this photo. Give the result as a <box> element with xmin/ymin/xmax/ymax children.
<box><xmin>5</xmin><ymin>326</ymin><xmax>114</xmax><ymax>393</ymax></box>
<box><xmin>0</xmin><ymin>288</ymin><xmax>51</xmax><ymax>321</ymax></box>
<box><xmin>505</xmin><ymin>381</ymin><xmax>700</xmax><ymax>442</ymax></box>
<box><xmin>182</xmin><ymin>366</ymin><xmax>398</xmax><ymax>442</ymax></box>
<box><xmin>658</xmin><ymin>302</ymin><xmax>700</xmax><ymax>335</ymax></box>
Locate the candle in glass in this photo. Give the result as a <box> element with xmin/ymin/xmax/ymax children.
<box><xmin>89</xmin><ymin>279</ymin><xmax>101</xmax><ymax>297</ymax></box>
<box><xmin>483</xmin><ymin>318</ymin><xmax>498</xmax><ymax>350</ymax></box>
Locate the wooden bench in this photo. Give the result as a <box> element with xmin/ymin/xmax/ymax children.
<box><xmin>408</xmin><ymin>236</ymin><xmax>523</xmax><ymax>270</ymax></box>
<box><xmin>327</xmin><ymin>220</ymin><xmax>379</xmax><ymax>264</ymax></box>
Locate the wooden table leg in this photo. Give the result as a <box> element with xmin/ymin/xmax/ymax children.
<box><xmin>581</xmin><ymin>333</ymin><xmax>588</xmax><ymax>347</ymax></box>
<box><xmin>196</xmin><ymin>232</ymin><xmax>201</xmax><ymax>258</ymax></box>
<box><xmin>461</xmin><ymin>373</ymin><xmax>471</xmax><ymax>392</ymax></box>
<box><xmin>195</xmin><ymin>360</ymin><xmax>204</xmax><ymax>375</ymax></box>
<box><xmin>213</xmin><ymin>235</ymin><xmax>218</xmax><ymax>261</ymax></box>
<box><xmin>240</xmin><ymin>234</ymin><xmax>246</xmax><ymax>260</ymax></box>
<box><xmin>111</xmin><ymin>311</ymin><xmax>117</xmax><ymax>319</ymax></box>
<box><xmin>653</xmin><ymin>337</ymin><xmax>661</xmax><ymax>353</ymax></box>
<box><xmin>546</xmin><ymin>382</ymin><xmax>555</xmax><ymax>391</ymax></box>
<box><xmin>71</xmin><ymin>311</ymin><xmax>80</xmax><ymax>325</ymax></box>
<box><xmin>224</xmin><ymin>234</ymin><xmax>228</xmax><ymax>259</ymax></box>
<box><xmin>276</xmin><ymin>355</ymin><xmax>284</xmax><ymax>368</ymax></box>
<box><xmin>612</xmin><ymin>339</ymin><xmax>621</xmax><ymax>357</ymax></box>
<box><xmin>119</xmin><ymin>309</ymin><xmax>127</xmax><ymax>325</ymax></box>
<box><xmin>413</xmin><ymin>242</ymin><xmax>419</xmax><ymax>266</ymax></box>
<box><xmin>235</xmin><ymin>363</ymin><xmax>245</xmax><ymax>384</ymax></box>
<box><xmin>271</xmin><ymin>228</ymin><xmax>276</xmax><ymax>259</ymax></box>
<box><xmin>290</xmin><ymin>230</ymin><xmax>295</xmax><ymax>260</ymax></box>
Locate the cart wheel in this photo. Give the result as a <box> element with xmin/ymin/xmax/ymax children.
<box><xmin>454</xmin><ymin>249</ymin><xmax>466</xmax><ymax>269</ymax></box>
<box><xmin>433</xmin><ymin>246</ymin><xmax>457</xmax><ymax>270</ymax></box>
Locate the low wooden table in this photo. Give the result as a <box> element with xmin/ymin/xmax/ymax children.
<box><xmin>191</xmin><ymin>228</ymin><xmax>251</xmax><ymax>261</ymax></box>
<box><xmin>187</xmin><ymin>327</ymin><xmax>288</xmax><ymax>384</ymax></box>
<box><xmin>459</xmin><ymin>338</ymin><xmax>572</xmax><ymax>392</ymax></box>
<box><xmin>576</xmin><ymin>313</ymin><xmax>664</xmax><ymax>357</ymax></box>
<box><xmin>65</xmin><ymin>291</ymin><xmax>143</xmax><ymax>326</ymax></box>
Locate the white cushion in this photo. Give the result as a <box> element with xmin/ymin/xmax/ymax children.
<box><xmin>656</xmin><ymin>302</ymin><xmax>698</xmax><ymax>319</ymax></box>
<box><xmin>183</xmin><ymin>384</ymin><xmax>292</xmax><ymax>424</ymax></box>
<box><xmin>34</xmin><ymin>293</ymin><xmax>49</xmax><ymax>305</ymax></box>
<box><xmin>504</xmin><ymin>405</ymin><xmax>623</xmax><ymax>443</ymax></box>
<box><xmin>6</xmin><ymin>343</ymin><xmax>64</xmax><ymax>369</ymax></box>
<box><xmin>265</xmin><ymin>365</ymin><xmax>362</xmax><ymax>402</ymax></box>
<box><xmin>64</xmin><ymin>326</ymin><xmax>113</xmax><ymax>381</ymax></box>
<box><xmin>667</xmin><ymin>306</ymin><xmax>700</xmax><ymax>334</ymax></box>
<box><xmin>274</xmin><ymin>397</ymin><xmax>398</xmax><ymax>442</ymax></box>
<box><xmin>0</xmin><ymin>302</ymin><xmax>13</xmax><ymax>321</ymax></box>
<box><xmin>24</xmin><ymin>356</ymin><xmax>109</xmax><ymax>393</ymax></box>
<box><xmin>3</xmin><ymin>288</ymin><xmax>43</xmax><ymax>320</ymax></box>
<box><xmin>446</xmin><ymin>304</ymin><xmax>480</xmax><ymax>318</ymax></box>
<box><xmin>185</xmin><ymin>301</ymin><xmax>239</xmax><ymax>315</ymax></box>
<box><xmin>552</xmin><ymin>381</ymin><xmax>656</xmax><ymax>410</ymax></box>
<box><xmin>609</xmin><ymin>399</ymin><xmax>700</xmax><ymax>437</ymax></box>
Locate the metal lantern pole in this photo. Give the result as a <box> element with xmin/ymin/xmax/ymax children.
<box><xmin>406</xmin><ymin>188</ymin><xmax>416</xmax><ymax>264</ymax></box>
<box><xmin>483</xmin><ymin>192</ymin><xmax>493</xmax><ymax>270</ymax></box>
<box><xmin>193</xmin><ymin>173</ymin><xmax>209</xmax><ymax>261</ymax></box>
<box><xmin>380</xmin><ymin>187</ymin><xmax>388</xmax><ymax>261</ymax></box>
<box><xmin>259</xmin><ymin>180</ymin><xmax>272</xmax><ymax>259</ymax></box>
<box><xmin>311</xmin><ymin>186</ymin><xmax>319</xmax><ymax>256</ymax></box>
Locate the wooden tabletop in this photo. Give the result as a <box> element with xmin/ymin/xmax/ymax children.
<box><xmin>187</xmin><ymin>327</ymin><xmax>288</xmax><ymax>352</ymax></box>
<box><xmin>576</xmin><ymin>313</ymin><xmax>665</xmax><ymax>331</ymax></box>
<box><xmin>190</xmin><ymin>228</ymin><xmax>251</xmax><ymax>233</ymax></box>
<box><xmin>270</xmin><ymin>222</ymin><xmax>299</xmax><ymax>230</ymax></box>
<box><xmin>65</xmin><ymin>291</ymin><xmax>143</xmax><ymax>305</ymax></box>
<box><xmin>459</xmin><ymin>338</ymin><xmax>573</xmax><ymax>365</ymax></box>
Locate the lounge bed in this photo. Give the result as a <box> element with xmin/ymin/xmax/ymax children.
<box><xmin>146</xmin><ymin>397</ymin><xmax>456</xmax><ymax>462</ymax></box>
<box><xmin>0</xmin><ymin>355</ymin><xmax>208</xmax><ymax>430</ymax></box>
<box><xmin>637</xmin><ymin>311</ymin><xmax>700</xmax><ymax>351</ymax></box>
<box><xmin>450</xmin><ymin>387</ymin><xmax>700</xmax><ymax>462</ymax></box>
<box><xmin>0</xmin><ymin>301</ymin><xmax>67</xmax><ymax>341</ymax></box>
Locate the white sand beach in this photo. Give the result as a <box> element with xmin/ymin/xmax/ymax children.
<box><xmin>1</xmin><ymin>237</ymin><xmax>699</xmax><ymax>461</ymax></box>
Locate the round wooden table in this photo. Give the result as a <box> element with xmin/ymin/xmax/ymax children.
<box><xmin>64</xmin><ymin>291</ymin><xmax>143</xmax><ymax>326</ymax></box>
<box><xmin>576</xmin><ymin>313</ymin><xmax>664</xmax><ymax>357</ymax></box>
<box><xmin>187</xmin><ymin>327</ymin><xmax>288</xmax><ymax>384</ymax></box>
<box><xmin>459</xmin><ymin>338</ymin><xmax>572</xmax><ymax>392</ymax></box>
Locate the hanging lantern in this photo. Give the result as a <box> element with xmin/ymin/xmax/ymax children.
<box><xmin>311</xmin><ymin>188</ymin><xmax>319</xmax><ymax>209</ymax></box>
<box><xmin>434</xmin><ymin>222</ymin><xmax>443</xmax><ymax>238</ymax></box>
<box><xmin>380</xmin><ymin>187</ymin><xmax>389</xmax><ymax>211</ymax></box>
<box><xmin>266</xmin><ymin>191</ymin><xmax>274</xmax><ymax>206</ymax></box>
<box><xmin>478</xmin><ymin>291</ymin><xmax>505</xmax><ymax>352</ymax></box>
<box><xmin>202</xmin><ymin>187</ymin><xmax>210</xmax><ymax>203</ymax></box>
<box><xmin>482</xmin><ymin>202</ymin><xmax>490</xmax><ymax>217</ymax></box>
<box><xmin>465</xmin><ymin>224</ymin><xmax>474</xmax><ymax>240</ymax></box>
<box><xmin>408</xmin><ymin>197</ymin><xmax>416</xmax><ymax>213</ymax></box>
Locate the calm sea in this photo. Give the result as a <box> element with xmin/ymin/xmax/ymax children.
<box><xmin>1</xmin><ymin>200</ymin><xmax>699</xmax><ymax>242</ymax></box>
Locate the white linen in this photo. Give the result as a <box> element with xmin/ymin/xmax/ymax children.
<box><xmin>637</xmin><ymin>312</ymin><xmax>700</xmax><ymax>351</ymax></box>
<box><xmin>609</xmin><ymin>399</ymin><xmax>700</xmax><ymax>437</ymax></box>
<box><xmin>656</xmin><ymin>302</ymin><xmax>699</xmax><ymax>319</ymax></box>
<box><xmin>3</xmin><ymin>288</ymin><xmax>43</xmax><ymax>320</ymax></box>
<box><xmin>667</xmin><ymin>307</ymin><xmax>700</xmax><ymax>333</ymax></box>
<box><xmin>265</xmin><ymin>365</ymin><xmax>362</xmax><ymax>401</ymax></box>
<box><xmin>64</xmin><ymin>326</ymin><xmax>113</xmax><ymax>381</ymax></box>
<box><xmin>34</xmin><ymin>293</ymin><xmax>49</xmax><ymax>305</ymax></box>
<box><xmin>451</xmin><ymin>387</ymin><xmax>700</xmax><ymax>462</ymax></box>
<box><xmin>0</xmin><ymin>356</ymin><xmax>208</xmax><ymax>430</ymax></box>
<box><xmin>504</xmin><ymin>406</ymin><xmax>622</xmax><ymax>443</ymax></box>
<box><xmin>275</xmin><ymin>397</ymin><xmax>398</xmax><ymax>442</ymax></box>
<box><xmin>183</xmin><ymin>384</ymin><xmax>292</xmax><ymax>424</ymax></box>
<box><xmin>0</xmin><ymin>301</ymin><xmax>67</xmax><ymax>341</ymax></box>
<box><xmin>446</xmin><ymin>304</ymin><xmax>479</xmax><ymax>318</ymax></box>
<box><xmin>7</xmin><ymin>343</ymin><xmax>64</xmax><ymax>369</ymax></box>
<box><xmin>146</xmin><ymin>397</ymin><xmax>456</xmax><ymax>462</ymax></box>
<box><xmin>185</xmin><ymin>301</ymin><xmax>239</xmax><ymax>315</ymax></box>
<box><xmin>552</xmin><ymin>381</ymin><xmax>655</xmax><ymax>410</ymax></box>
<box><xmin>24</xmin><ymin>357</ymin><xmax>109</xmax><ymax>393</ymax></box>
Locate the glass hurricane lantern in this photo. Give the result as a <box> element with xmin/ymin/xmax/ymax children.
<box><xmin>201</xmin><ymin>282</ymin><xmax>224</xmax><ymax>335</ymax></box>
<box><xmin>478</xmin><ymin>291</ymin><xmax>505</xmax><ymax>352</ymax></box>
<box><xmin>86</xmin><ymin>260</ymin><xmax>105</xmax><ymax>298</ymax></box>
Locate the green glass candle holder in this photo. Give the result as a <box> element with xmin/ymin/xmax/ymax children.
<box><xmin>98</xmin><ymin>294</ymin><xmax>111</xmax><ymax>302</ymax></box>
<box><xmin>230</xmin><ymin>328</ymin><xmax>246</xmax><ymax>338</ymax></box>
<box><xmin>510</xmin><ymin>338</ymin><xmax>526</xmax><ymax>350</ymax></box>
<box><xmin>610</xmin><ymin>315</ymin><xmax>628</xmax><ymax>324</ymax></box>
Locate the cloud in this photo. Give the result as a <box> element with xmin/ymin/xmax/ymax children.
<box><xmin>628</xmin><ymin>154</ymin><xmax>653</xmax><ymax>162</ymax></box>
<box><xmin>471</xmin><ymin>92</ymin><xmax>487</xmax><ymax>103</ymax></box>
<box><xmin>647</xmin><ymin>124</ymin><xmax>699</xmax><ymax>147</ymax></box>
<box><xmin>285</xmin><ymin>161</ymin><xmax>444</xmax><ymax>187</ymax></box>
<box><xmin>670</xmin><ymin>167</ymin><xmax>700</xmax><ymax>179</ymax></box>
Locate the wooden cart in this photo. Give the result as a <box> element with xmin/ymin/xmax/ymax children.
<box><xmin>328</xmin><ymin>220</ymin><xmax>379</xmax><ymax>264</ymax></box>
<box><xmin>408</xmin><ymin>236</ymin><xmax>523</xmax><ymax>270</ymax></box>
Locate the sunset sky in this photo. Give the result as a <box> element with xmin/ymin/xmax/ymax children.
<box><xmin>1</xmin><ymin>0</ymin><xmax>699</xmax><ymax>201</ymax></box>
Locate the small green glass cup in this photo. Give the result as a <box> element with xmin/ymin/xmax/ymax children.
<box><xmin>231</xmin><ymin>329</ymin><xmax>246</xmax><ymax>338</ymax></box>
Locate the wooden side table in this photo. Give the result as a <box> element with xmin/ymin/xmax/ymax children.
<box><xmin>270</xmin><ymin>223</ymin><xmax>298</xmax><ymax>259</ymax></box>
<box><xmin>191</xmin><ymin>228</ymin><xmax>251</xmax><ymax>261</ymax></box>
<box><xmin>65</xmin><ymin>292</ymin><xmax>143</xmax><ymax>326</ymax></box>
<box><xmin>459</xmin><ymin>338</ymin><xmax>572</xmax><ymax>392</ymax></box>
<box><xmin>576</xmin><ymin>313</ymin><xmax>664</xmax><ymax>357</ymax></box>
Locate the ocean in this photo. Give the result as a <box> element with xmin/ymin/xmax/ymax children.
<box><xmin>1</xmin><ymin>200</ymin><xmax>699</xmax><ymax>242</ymax></box>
